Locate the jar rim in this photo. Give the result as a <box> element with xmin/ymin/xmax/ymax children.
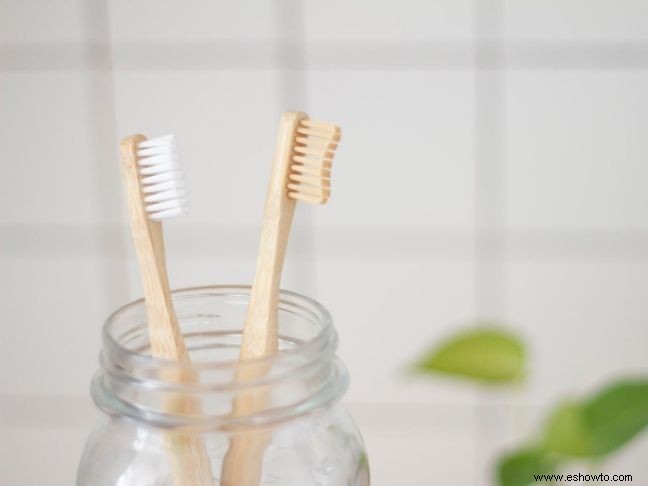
<box><xmin>95</xmin><ymin>285</ymin><xmax>348</xmax><ymax>429</ymax></box>
<box><xmin>103</xmin><ymin>284</ymin><xmax>335</xmax><ymax>372</ymax></box>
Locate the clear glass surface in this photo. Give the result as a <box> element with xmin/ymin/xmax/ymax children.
<box><xmin>77</xmin><ymin>285</ymin><xmax>369</xmax><ymax>486</ymax></box>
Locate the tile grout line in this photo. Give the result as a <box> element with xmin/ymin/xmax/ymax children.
<box><xmin>81</xmin><ymin>2</ymin><xmax>132</xmax><ymax>319</ymax></box>
<box><xmin>473</xmin><ymin>0</ymin><xmax>508</xmax><ymax>323</ymax></box>
<box><xmin>473</xmin><ymin>0</ymin><xmax>508</xmax><ymax>482</ymax></box>
<box><xmin>5</xmin><ymin>225</ymin><xmax>648</xmax><ymax>261</ymax></box>
<box><xmin>3</xmin><ymin>41</ymin><xmax>648</xmax><ymax>71</ymax></box>
<box><xmin>274</xmin><ymin>0</ymin><xmax>319</xmax><ymax>296</ymax></box>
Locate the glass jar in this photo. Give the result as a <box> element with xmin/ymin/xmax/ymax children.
<box><xmin>77</xmin><ymin>285</ymin><xmax>369</xmax><ymax>486</ymax></box>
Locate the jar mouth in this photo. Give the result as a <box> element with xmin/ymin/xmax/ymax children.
<box><xmin>93</xmin><ymin>285</ymin><xmax>348</xmax><ymax>429</ymax></box>
<box><xmin>103</xmin><ymin>285</ymin><xmax>335</xmax><ymax>372</ymax></box>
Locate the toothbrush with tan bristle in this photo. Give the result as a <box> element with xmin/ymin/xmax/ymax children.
<box><xmin>120</xmin><ymin>134</ymin><xmax>214</xmax><ymax>486</ymax></box>
<box><xmin>221</xmin><ymin>112</ymin><xmax>341</xmax><ymax>485</ymax></box>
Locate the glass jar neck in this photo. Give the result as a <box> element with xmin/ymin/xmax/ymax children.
<box><xmin>92</xmin><ymin>285</ymin><xmax>348</xmax><ymax>431</ymax></box>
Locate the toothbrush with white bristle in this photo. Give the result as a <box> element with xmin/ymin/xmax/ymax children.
<box><xmin>120</xmin><ymin>134</ymin><xmax>213</xmax><ymax>485</ymax></box>
<box><xmin>138</xmin><ymin>134</ymin><xmax>188</xmax><ymax>221</ymax></box>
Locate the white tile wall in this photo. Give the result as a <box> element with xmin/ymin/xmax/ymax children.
<box><xmin>305</xmin><ymin>70</ymin><xmax>475</xmax><ymax>230</ymax></box>
<box><xmin>505</xmin><ymin>71</ymin><xmax>648</xmax><ymax>231</ymax></box>
<box><xmin>507</xmin><ymin>261</ymin><xmax>648</xmax><ymax>405</ymax></box>
<box><xmin>108</xmin><ymin>1</ymin><xmax>278</xmax><ymax>43</ymax></box>
<box><xmin>303</xmin><ymin>0</ymin><xmax>473</xmax><ymax>42</ymax></box>
<box><xmin>0</xmin><ymin>73</ymin><xmax>109</xmax><ymax>225</ymax></box>
<box><xmin>113</xmin><ymin>70</ymin><xmax>281</xmax><ymax>226</ymax></box>
<box><xmin>346</xmin><ymin>403</ymin><xmax>479</xmax><ymax>485</ymax></box>
<box><xmin>2</xmin><ymin>0</ymin><xmax>648</xmax><ymax>484</ymax></box>
<box><xmin>0</xmin><ymin>0</ymin><xmax>87</xmax><ymax>43</ymax></box>
<box><xmin>316</xmin><ymin>260</ymin><xmax>476</xmax><ymax>405</ymax></box>
<box><xmin>504</xmin><ymin>0</ymin><xmax>648</xmax><ymax>41</ymax></box>
<box><xmin>0</xmin><ymin>259</ymin><xmax>103</xmax><ymax>395</ymax></box>
<box><xmin>0</xmin><ymin>427</ymin><xmax>90</xmax><ymax>485</ymax></box>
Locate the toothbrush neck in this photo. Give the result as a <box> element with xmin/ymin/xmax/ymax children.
<box><xmin>253</xmin><ymin>191</ymin><xmax>297</xmax><ymax>300</ymax></box>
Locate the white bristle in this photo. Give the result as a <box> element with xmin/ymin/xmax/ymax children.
<box><xmin>136</xmin><ymin>135</ymin><xmax>188</xmax><ymax>221</ymax></box>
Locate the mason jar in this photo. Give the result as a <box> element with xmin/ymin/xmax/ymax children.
<box><xmin>77</xmin><ymin>285</ymin><xmax>369</xmax><ymax>485</ymax></box>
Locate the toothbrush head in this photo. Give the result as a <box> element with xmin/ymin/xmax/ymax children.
<box><xmin>288</xmin><ymin>119</ymin><xmax>341</xmax><ymax>205</ymax></box>
<box><xmin>136</xmin><ymin>135</ymin><xmax>188</xmax><ymax>221</ymax></box>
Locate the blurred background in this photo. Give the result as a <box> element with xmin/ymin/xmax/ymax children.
<box><xmin>1</xmin><ymin>1</ymin><xmax>648</xmax><ymax>484</ymax></box>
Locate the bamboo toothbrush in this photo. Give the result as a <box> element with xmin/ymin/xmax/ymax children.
<box><xmin>120</xmin><ymin>134</ymin><xmax>214</xmax><ymax>486</ymax></box>
<box><xmin>221</xmin><ymin>112</ymin><xmax>341</xmax><ymax>485</ymax></box>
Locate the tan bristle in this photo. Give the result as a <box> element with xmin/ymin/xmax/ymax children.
<box><xmin>293</xmin><ymin>145</ymin><xmax>336</xmax><ymax>159</ymax></box>
<box><xmin>295</xmin><ymin>136</ymin><xmax>338</xmax><ymax>150</ymax></box>
<box><xmin>291</xmin><ymin>156</ymin><xmax>333</xmax><ymax>169</ymax></box>
<box><xmin>290</xmin><ymin>164</ymin><xmax>331</xmax><ymax>178</ymax></box>
<box><xmin>300</xmin><ymin>119</ymin><xmax>334</xmax><ymax>129</ymax></box>
<box><xmin>288</xmin><ymin>182</ymin><xmax>330</xmax><ymax>197</ymax></box>
<box><xmin>289</xmin><ymin>173</ymin><xmax>331</xmax><ymax>188</ymax></box>
<box><xmin>287</xmin><ymin>119</ymin><xmax>340</xmax><ymax>205</ymax></box>
<box><xmin>289</xmin><ymin>192</ymin><xmax>328</xmax><ymax>204</ymax></box>
<box><xmin>297</xmin><ymin>120</ymin><xmax>340</xmax><ymax>142</ymax></box>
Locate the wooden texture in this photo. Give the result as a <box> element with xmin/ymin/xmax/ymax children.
<box><xmin>120</xmin><ymin>135</ymin><xmax>214</xmax><ymax>486</ymax></box>
<box><xmin>220</xmin><ymin>112</ymin><xmax>341</xmax><ymax>485</ymax></box>
<box><xmin>241</xmin><ymin>111</ymin><xmax>307</xmax><ymax>360</ymax></box>
<box><xmin>220</xmin><ymin>112</ymin><xmax>307</xmax><ymax>485</ymax></box>
<box><xmin>221</xmin><ymin>112</ymin><xmax>341</xmax><ymax>486</ymax></box>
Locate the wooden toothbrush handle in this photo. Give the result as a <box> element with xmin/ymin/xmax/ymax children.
<box><xmin>120</xmin><ymin>135</ymin><xmax>214</xmax><ymax>485</ymax></box>
<box><xmin>220</xmin><ymin>112</ymin><xmax>307</xmax><ymax>486</ymax></box>
<box><xmin>121</xmin><ymin>135</ymin><xmax>188</xmax><ymax>359</ymax></box>
<box><xmin>240</xmin><ymin>111</ymin><xmax>305</xmax><ymax>359</ymax></box>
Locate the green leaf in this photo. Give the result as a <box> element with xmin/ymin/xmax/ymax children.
<box><xmin>543</xmin><ymin>401</ymin><xmax>592</xmax><ymax>457</ymax></box>
<box><xmin>543</xmin><ymin>379</ymin><xmax>648</xmax><ymax>459</ymax></box>
<box><xmin>414</xmin><ymin>327</ymin><xmax>526</xmax><ymax>384</ymax></box>
<box><xmin>497</xmin><ymin>448</ymin><xmax>557</xmax><ymax>486</ymax></box>
<box><xmin>583</xmin><ymin>379</ymin><xmax>648</xmax><ymax>456</ymax></box>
